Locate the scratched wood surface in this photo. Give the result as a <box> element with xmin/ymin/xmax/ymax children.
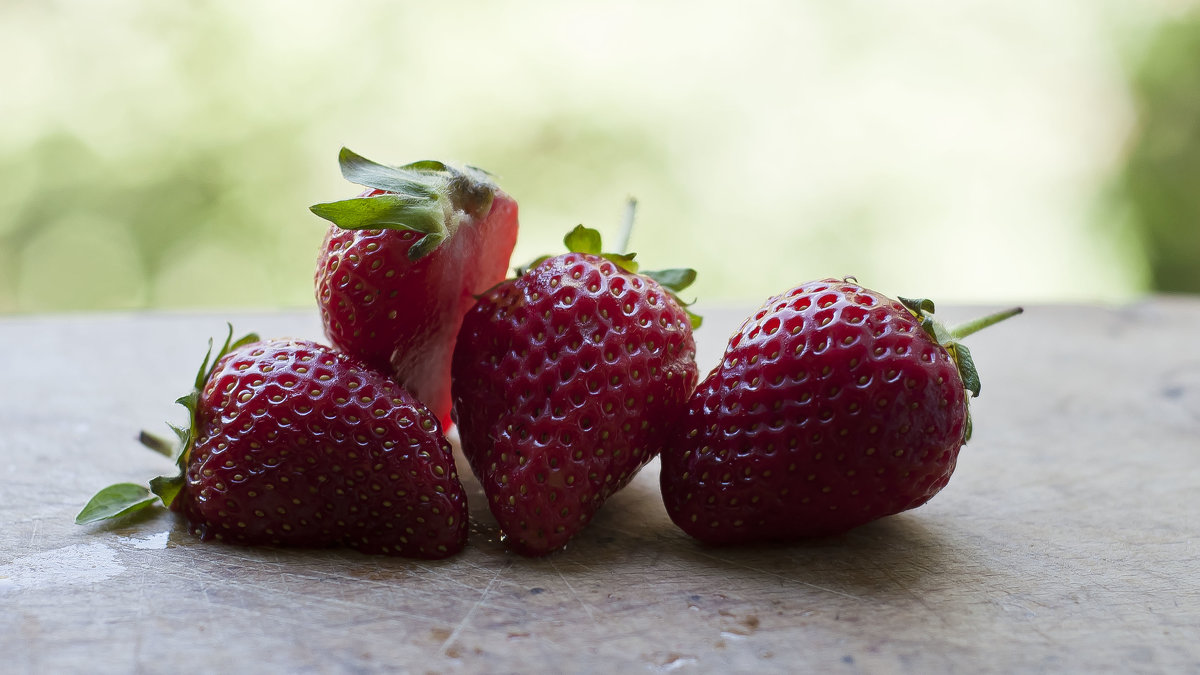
<box><xmin>2</xmin><ymin>301</ymin><xmax>1198</xmax><ymax>674</ymax></box>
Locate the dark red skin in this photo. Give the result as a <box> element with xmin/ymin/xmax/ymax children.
<box><xmin>452</xmin><ymin>253</ymin><xmax>699</xmax><ymax>556</ymax></box>
<box><xmin>177</xmin><ymin>338</ymin><xmax>468</xmax><ymax>559</ymax></box>
<box><xmin>660</xmin><ymin>279</ymin><xmax>968</xmax><ymax>545</ymax></box>
<box><xmin>316</xmin><ymin>188</ymin><xmax>519</xmax><ymax>429</ymax></box>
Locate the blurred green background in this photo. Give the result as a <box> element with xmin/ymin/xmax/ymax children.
<box><xmin>1</xmin><ymin>1</ymin><xmax>1198</xmax><ymax>313</ymax></box>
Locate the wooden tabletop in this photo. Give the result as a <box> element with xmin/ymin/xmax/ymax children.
<box><xmin>2</xmin><ymin>301</ymin><xmax>1198</xmax><ymax>674</ymax></box>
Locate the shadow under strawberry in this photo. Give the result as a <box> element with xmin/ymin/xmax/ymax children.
<box><xmin>664</xmin><ymin>513</ymin><xmax>960</xmax><ymax>596</ymax></box>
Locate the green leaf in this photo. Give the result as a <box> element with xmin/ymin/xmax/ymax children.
<box><xmin>408</xmin><ymin>233</ymin><xmax>447</xmax><ymax>262</ymax></box>
<box><xmin>79</xmin><ymin>324</ymin><xmax>267</xmax><ymax>529</ymax></box>
<box><xmin>175</xmin><ymin>391</ymin><xmax>199</xmax><ymax>417</ymax></box>
<box><xmin>339</xmin><ymin>148</ymin><xmax>439</xmax><ymax>198</ymax></box>
<box><xmin>954</xmin><ymin>343</ymin><xmax>982</xmax><ymax>398</ymax></box>
<box><xmin>167</xmin><ymin>424</ymin><xmax>189</xmax><ymax>447</ymax></box>
<box><xmin>563</xmin><ymin>225</ymin><xmax>603</xmax><ymax>255</ymax></box>
<box><xmin>193</xmin><ymin>335</ymin><xmax>216</xmax><ymax>392</ymax></box>
<box><xmin>898</xmin><ymin>296</ymin><xmax>936</xmax><ymax>315</ymax></box>
<box><xmin>315</xmin><ymin>149</ymin><xmax>500</xmax><ymax>262</ymax></box>
<box><xmin>643</xmin><ymin>268</ymin><xmax>697</xmax><ymax>293</ymax></box>
<box><xmin>605</xmin><ymin>252</ymin><xmax>639</xmax><ymax>273</ymax></box>
<box><xmin>921</xmin><ymin>316</ymin><xmax>952</xmax><ymax>344</ymax></box>
<box><xmin>310</xmin><ymin>195</ymin><xmax>445</xmax><ymax>235</ymax></box>
<box><xmin>514</xmin><ymin>255</ymin><xmax>552</xmax><ymax>277</ymax></box>
<box><xmin>536</xmin><ymin>221</ymin><xmax>702</xmax><ymax>330</ymax></box>
<box><xmin>149</xmin><ymin>475</ymin><xmax>184</xmax><ymax>508</ymax></box>
<box><xmin>76</xmin><ymin>483</ymin><xmax>158</xmax><ymax>524</ymax></box>
<box><xmin>229</xmin><ymin>331</ymin><xmax>260</xmax><ymax>353</ymax></box>
<box><xmin>400</xmin><ymin>159</ymin><xmax>449</xmax><ymax>172</ymax></box>
<box><xmin>190</xmin><ymin>324</ymin><xmax>258</xmax><ymax>392</ymax></box>
<box><xmin>178</xmin><ymin>324</ymin><xmax>258</xmax><ymax>470</ymax></box>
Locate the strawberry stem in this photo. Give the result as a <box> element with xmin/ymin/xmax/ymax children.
<box><xmin>616</xmin><ymin>197</ymin><xmax>637</xmax><ymax>255</ymax></box>
<box><xmin>949</xmin><ymin>307</ymin><xmax>1024</xmax><ymax>340</ymax></box>
<box><xmin>138</xmin><ymin>430</ymin><xmax>175</xmax><ymax>458</ymax></box>
<box><xmin>899</xmin><ymin>297</ymin><xmax>1022</xmax><ymax>402</ymax></box>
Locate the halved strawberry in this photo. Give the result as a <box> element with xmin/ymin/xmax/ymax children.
<box><xmin>311</xmin><ymin>149</ymin><xmax>519</xmax><ymax>427</ymax></box>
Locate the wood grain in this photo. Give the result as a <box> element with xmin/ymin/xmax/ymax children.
<box><xmin>1</xmin><ymin>302</ymin><xmax>1198</xmax><ymax>673</ymax></box>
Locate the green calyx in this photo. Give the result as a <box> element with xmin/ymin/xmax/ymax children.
<box><xmin>898</xmin><ymin>296</ymin><xmax>1022</xmax><ymax>442</ymax></box>
<box><xmin>309</xmin><ymin>148</ymin><xmax>497</xmax><ymax>261</ymax></box>
<box><xmin>569</xmin><ymin>201</ymin><xmax>703</xmax><ymax>329</ymax></box>
<box><xmin>547</xmin><ymin>219</ymin><xmax>700</xmax><ymax>326</ymax></box>
<box><xmin>76</xmin><ymin>325</ymin><xmax>259</xmax><ymax>525</ymax></box>
<box><xmin>898</xmin><ymin>296</ymin><xmax>1023</xmax><ymax>398</ymax></box>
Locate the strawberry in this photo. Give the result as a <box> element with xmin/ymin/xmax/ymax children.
<box><xmin>78</xmin><ymin>327</ymin><xmax>469</xmax><ymax>559</ymax></box>
<box><xmin>659</xmin><ymin>278</ymin><xmax>1021</xmax><ymax>544</ymax></box>
<box><xmin>451</xmin><ymin>225</ymin><xmax>701</xmax><ymax>556</ymax></box>
<box><xmin>311</xmin><ymin>148</ymin><xmax>519</xmax><ymax>428</ymax></box>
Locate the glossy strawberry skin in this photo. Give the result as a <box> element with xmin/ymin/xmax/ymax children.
<box><xmin>452</xmin><ymin>252</ymin><xmax>699</xmax><ymax>556</ymax></box>
<box><xmin>177</xmin><ymin>338</ymin><xmax>469</xmax><ymax>559</ymax></box>
<box><xmin>316</xmin><ymin>188</ymin><xmax>519</xmax><ymax>428</ymax></box>
<box><xmin>660</xmin><ymin>279</ymin><xmax>968</xmax><ymax>545</ymax></box>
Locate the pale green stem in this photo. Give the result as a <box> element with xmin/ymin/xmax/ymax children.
<box><xmin>950</xmin><ymin>307</ymin><xmax>1024</xmax><ymax>340</ymax></box>
<box><xmin>616</xmin><ymin>197</ymin><xmax>638</xmax><ymax>255</ymax></box>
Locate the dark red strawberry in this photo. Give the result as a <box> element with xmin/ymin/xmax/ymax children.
<box><xmin>311</xmin><ymin>149</ymin><xmax>519</xmax><ymax>428</ymax></box>
<box><xmin>451</xmin><ymin>225</ymin><xmax>701</xmax><ymax>556</ymax></box>
<box><xmin>78</xmin><ymin>327</ymin><xmax>469</xmax><ymax>559</ymax></box>
<box><xmin>659</xmin><ymin>278</ymin><xmax>1021</xmax><ymax>544</ymax></box>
